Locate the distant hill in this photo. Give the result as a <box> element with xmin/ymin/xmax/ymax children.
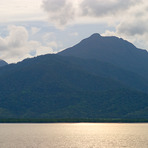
<box><xmin>0</xmin><ymin>34</ymin><xmax>148</xmax><ymax>119</ymax></box>
<box><xmin>59</xmin><ymin>33</ymin><xmax>148</xmax><ymax>80</ymax></box>
<box><xmin>0</xmin><ymin>59</ymin><xmax>8</xmax><ymax>67</ymax></box>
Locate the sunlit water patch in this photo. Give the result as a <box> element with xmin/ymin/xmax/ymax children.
<box><xmin>0</xmin><ymin>123</ymin><xmax>148</xmax><ymax>148</ymax></box>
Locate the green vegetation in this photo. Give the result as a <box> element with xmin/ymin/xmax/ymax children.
<box><xmin>0</xmin><ymin>54</ymin><xmax>148</xmax><ymax>119</ymax></box>
<box><xmin>0</xmin><ymin>34</ymin><xmax>148</xmax><ymax>121</ymax></box>
<box><xmin>1</xmin><ymin>118</ymin><xmax>148</xmax><ymax>123</ymax></box>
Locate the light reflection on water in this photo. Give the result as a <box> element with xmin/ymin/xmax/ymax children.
<box><xmin>0</xmin><ymin>123</ymin><xmax>148</xmax><ymax>148</ymax></box>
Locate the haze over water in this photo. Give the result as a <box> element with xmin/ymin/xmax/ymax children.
<box><xmin>0</xmin><ymin>123</ymin><xmax>148</xmax><ymax>148</ymax></box>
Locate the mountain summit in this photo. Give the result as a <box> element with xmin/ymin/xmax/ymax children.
<box><xmin>59</xmin><ymin>33</ymin><xmax>148</xmax><ymax>79</ymax></box>
<box><xmin>59</xmin><ymin>33</ymin><xmax>142</xmax><ymax>56</ymax></box>
<box><xmin>89</xmin><ymin>33</ymin><xmax>102</xmax><ymax>38</ymax></box>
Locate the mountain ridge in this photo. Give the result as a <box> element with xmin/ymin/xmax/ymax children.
<box><xmin>59</xmin><ymin>33</ymin><xmax>148</xmax><ymax>79</ymax></box>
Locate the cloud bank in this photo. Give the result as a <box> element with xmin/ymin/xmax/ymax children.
<box><xmin>103</xmin><ymin>1</ymin><xmax>148</xmax><ymax>48</ymax></box>
<box><xmin>0</xmin><ymin>26</ymin><xmax>54</xmax><ymax>63</ymax></box>
<box><xmin>42</xmin><ymin>0</ymin><xmax>148</xmax><ymax>49</ymax></box>
<box><xmin>42</xmin><ymin>0</ymin><xmax>141</xmax><ymax>27</ymax></box>
<box><xmin>0</xmin><ymin>0</ymin><xmax>44</xmax><ymax>22</ymax></box>
<box><xmin>42</xmin><ymin>0</ymin><xmax>76</xmax><ymax>28</ymax></box>
<box><xmin>80</xmin><ymin>0</ymin><xmax>140</xmax><ymax>17</ymax></box>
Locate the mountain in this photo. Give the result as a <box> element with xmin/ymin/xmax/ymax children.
<box><xmin>0</xmin><ymin>34</ymin><xmax>148</xmax><ymax>119</ymax></box>
<box><xmin>0</xmin><ymin>59</ymin><xmax>8</xmax><ymax>67</ymax></box>
<box><xmin>59</xmin><ymin>33</ymin><xmax>148</xmax><ymax>80</ymax></box>
<box><xmin>0</xmin><ymin>54</ymin><xmax>125</xmax><ymax>118</ymax></box>
<box><xmin>61</xmin><ymin>56</ymin><xmax>148</xmax><ymax>93</ymax></box>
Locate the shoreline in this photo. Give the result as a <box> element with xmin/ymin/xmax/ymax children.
<box><xmin>1</xmin><ymin>118</ymin><xmax>148</xmax><ymax>123</ymax></box>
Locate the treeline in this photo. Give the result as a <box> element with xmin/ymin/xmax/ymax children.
<box><xmin>1</xmin><ymin>118</ymin><xmax>148</xmax><ymax>123</ymax></box>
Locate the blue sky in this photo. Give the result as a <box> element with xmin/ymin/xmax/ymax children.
<box><xmin>0</xmin><ymin>0</ymin><xmax>147</xmax><ymax>63</ymax></box>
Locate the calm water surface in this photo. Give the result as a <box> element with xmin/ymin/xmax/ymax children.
<box><xmin>0</xmin><ymin>123</ymin><xmax>148</xmax><ymax>148</ymax></box>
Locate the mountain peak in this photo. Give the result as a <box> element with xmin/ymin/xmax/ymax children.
<box><xmin>89</xmin><ymin>33</ymin><xmax>101</xmax><ymax>38</ymax></box>
<box><xmin>58</xmin><ymin>33</ymin><xmax>148</xmax><ymax>78</ymax></box>
<box><xmin>59</xmin><ymin>33</ymin><xmax>139</xmax><ymax>57</ymax></box>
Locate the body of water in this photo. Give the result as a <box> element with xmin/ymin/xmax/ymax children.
<box><xmin>0</xmin><ymin>123</ymin><xmax>148</xmax><ymax>148</ymax></box>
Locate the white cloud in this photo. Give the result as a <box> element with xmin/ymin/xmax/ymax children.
<box><xmin>116</xmin><ymin>1</ymin><xmax>148</xmax><ymax>36</ymax></box>
<box><xmin>42</xmin><ymin>0</ymin><xmax>76</xmax><ymax>28</ymax></box>
<box><xmin>47</xmin><ymin>41</ymin><xmax>58</xmax><ymax>49</ymax></box>
<box><xmin>42</xmin><ymin>33</ymin><xmax>63</xmax><ymax>52</ymax></box>
<box><xmin>42</xmin><ymin>32</ymin><xmax>56</xmax><ymax>43</ymax></box>
<box><xmin>80</xmin><ymin>0</ymin><xmax>141</xmax><ymax>17</ymax></box>
<box><xmin>42</xmin><ymin>0</ymin><xmax>142</xmax><ymax>28</ymax></box>
<box><xmin>101</xmin><ymin>1</ymin><xmax>148</xmax><ymax>49</ymax></box>
<box><xmin>0</xmin><ymin>25</ymin><xmax>54</xmax><ymax>63</ymax></box>
<box><xmin>101</xmin><ymin>30</ymin><xmax>116</xmax><ymax>37</ymax></box>
<box><xmin>0</xmin><ymin>0</ymin><xmax>44</xmax><ymax>22</ymax></box>
<box><xmin>70</xmin><ymin>32</ymin><xmax>79</xmax><ymax>36</ymax></box>
<box><xmin>31</xmin><ymin>27</ymin><xmax>41</xmax><ymax>35</ymax></box>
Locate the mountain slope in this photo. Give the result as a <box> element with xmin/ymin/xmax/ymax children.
<box><xmin>0</xmin><ymin>59</ymin><xmax>8</xmax><ymax>67</ymax></box>
<box><xmin>59</xmin><ymin>33</ymin><xmax>148</xmax><ymax>79</ymax></box>
<box><xmin>62</xmin><ymin>56</ymin><xmax>148</xmax><ymax>93</ymax></box>
<box><xmin>49</xmin><ymin>89</ymin><xmax>148</xmax><ymax>119</ymax></box>
<box><xmin>0</xmin><ymin>54</ymin><xmax>125</xmax><ymax>118</ymax></box>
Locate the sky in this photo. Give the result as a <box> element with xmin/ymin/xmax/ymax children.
<box><xmin>0</xmin><ymin>0</ymin><xmax>148</xmax><ymax>63</ymax></box>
